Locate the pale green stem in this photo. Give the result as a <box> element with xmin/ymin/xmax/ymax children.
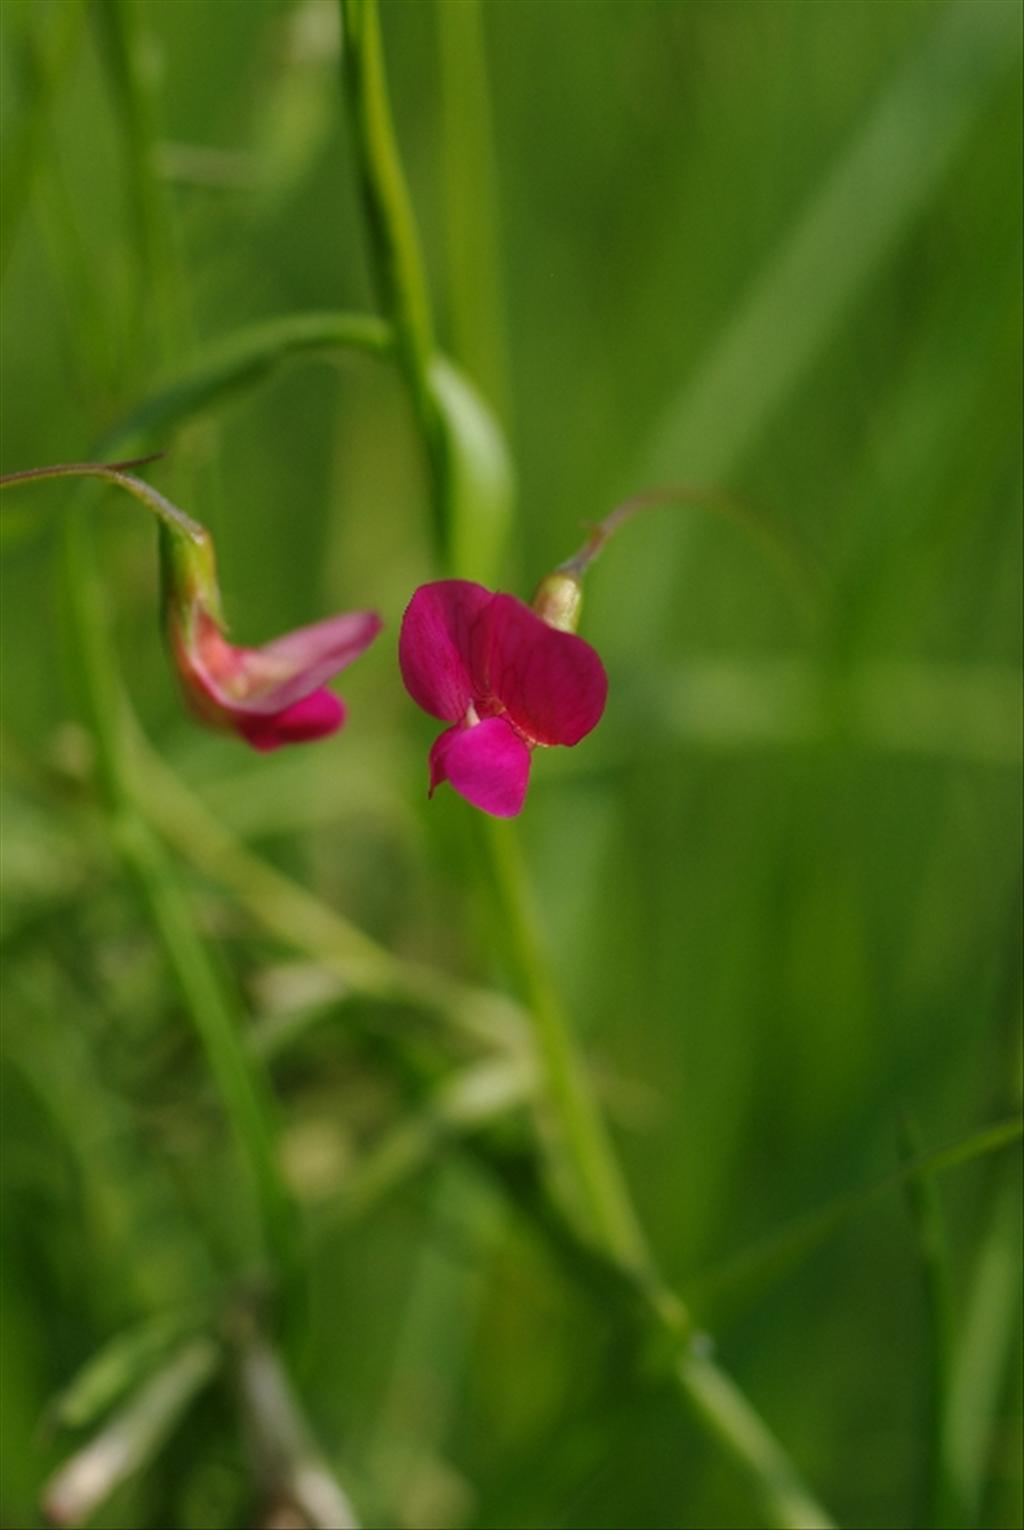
<box><xmin>339</xmin><ymin>5</ymin><xmax>653</xmax><ymax>1264</ymax></box>
<box><xmin>1</xmin><ymin>460</ymin><xmax>204</xmax><ymax>541</ymax></box>
<box><xmin>678</xmin><ymin>1351</ymin><xmax>835</xmax><ymax>1530</ymax></box>
<box><xmin>480</xmin><ymin>817</ymin><xmax>651</xmax><ymax>1275</ymax></box>
<box><xmin>339</xmin><ymin>0</ymin><xmax>450</xmax><ymax>560</ymax></box>
<box><xmin>99</xmin><ymin>311</ymin><xmax>393</xmax><ymax>454</ymax></box>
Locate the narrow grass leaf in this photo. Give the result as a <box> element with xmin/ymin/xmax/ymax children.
<box><xmin>689</xmin><ymin>1118</ymin><xmax>1024</xmax><ymax>1317</ymax></box>
<box><xmin>42</xmin><ymin>1338</ymin><xmax>220</xmax><ymax>1527</ymax></box>
<box><xmin>615</xmin><ymin>0</ymin><xmax>1023</xmax><ymax>641</ymax></box>
<box><xmin>48</xmin><ymin>1312</ymin><xmax>205</xmax><ymax>1433</ymax></box>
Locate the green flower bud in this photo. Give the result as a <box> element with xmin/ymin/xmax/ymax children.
<box><xmin>530</xmin><ymin>571</ymin><xmax>583</xmax><ymax>633</ymax></box>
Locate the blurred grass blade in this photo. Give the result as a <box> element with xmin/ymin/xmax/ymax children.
<box><xmin>430</xmin><ymin>356</ymin><xmax>514</xmax><ymax>586</ymax></box>
<box><xmin>619</xmin><ymin>0</ymin><xmax>1023</xmax><ymax>637</ymax></box>
<box><xmin>898</xmin><ymin>1113</ymin><xmax>960</xmax><ymax>1528</ymax></box>
<box><xmin>642</xmin><ymin>0</ymin><xmax>1021</xmax><ymax>481</ymax></box>
<box><xmin>250</xmin><ymin>0</ymin><xmax>341</xmax><ymax>209</ymax></box>
<box><xmin>0</xmin><ymin>0</ymin><xmax>82</xmax><ymax>276</ymax></box>
<box><xmin>238</xmin><ymin>1332</ymin><xmax>360</xmax><ymax>1529</ymax></box>
<box><xmin>689</xmin><ymin>1118</ymin><xmax>1024</xmax><ymax>1317</ymax></box>
<box><xmin>88</xmin><ymin>0</ymin><xmax>179</xmax><ymax>358</ymax></box>
<box><xmin>576</xmin><ymin>656</ymin><xmax>1024</xmax><ymax>774</ymax></box>
<box><xmin>364</xmin><ymin>1169</ymin><xmax>483</xmax><ymax>1530</ymax></box>
<box><xmin>127</xmin><ymin>719</ymin><xmax>526</xmax><ymax>1051</ymax></box>
<box><xmin>42</xmin><ymin>1338</ymin><xmax>220</xmax><ymax>1526</ymax></box>
<box><xmin>49</xmin><ymin>1313</ymin><xmax>205</xmax><ymax>1433</ymax></box>
<box><xmin>944</xmin><ymin>1169</ymin><xmax>1024</xmax><ymax>1525</ymax></box>
<box><xmin>677</xmin><ymin>1350</ymin><xmax>836</xmax><ymax>1530</ymax></box>
<box><xmin>100</xmin><ymin>309</ymin><xmax>512</xmax><ymax>588</ymax></box>
<box><xmin>98</xmin><ymin>312</ymin><xmax>394</xmax><ymax>452</ymax></box>
<box><xmin>436</xmin><ymin>0</ymin><xmax>510</xmax><ymax>420</ymax></box>
<box><xmin>315</xmin><ymin>1055</ymin><xmax>536</xmax><ymax>1232</ymax></box>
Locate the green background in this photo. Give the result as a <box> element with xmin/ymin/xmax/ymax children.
<box><xmin>1</xmin><ymin>1</ymin><xmax>1021</xmax><ymax>1526</ymax></box>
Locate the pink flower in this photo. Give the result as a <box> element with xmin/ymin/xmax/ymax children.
<box><xmin>171</xmin><ymin>605</ymin><xmax>382</xmax><ymax>751</ymax></box>
<box><xmin>0</xmin><ymin>455</ymin><xmax>383</xmax><ymax>753</ymax></box>
<box><xmin>164</xmin><ymin>521</ymin><xmax>381</xmax><ymax>752</ymax></box>
<box><xmin>399</xmin><ymin>580</ymin><xmax>607</xmax><ymax>817</ymax></box>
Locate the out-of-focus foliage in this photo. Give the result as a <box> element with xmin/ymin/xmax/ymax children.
<box><xmin>1</xmin><ymin>1</ymin><xmax>1021</xmax><ymax>1527</ymax></box>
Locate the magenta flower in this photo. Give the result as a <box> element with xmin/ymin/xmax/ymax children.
<box><xmin>0</xmin><ymin>456</ymin><xmax>382</xmax><ymax>753</ymax></box>
<box><xmin>164</xmin><ymin>530</ymin><xmax>381</xmax><ymax>752</ymax></box>
<box><xmin>170</xmin><ymin>604</ymin><xmax>382</xmax><ymax>751</ymax></box>
<box><xmin>399</xmin><ymin>580</ymin><xmax>607</xmax><ymax>817</ymax></box>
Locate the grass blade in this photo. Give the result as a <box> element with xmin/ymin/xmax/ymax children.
<box><xmin>616</xmin><ymin>0</ymin><xmax>1023</xmax><ymax>640</ymax></box>
<box><xmin>42</xmin><ymin>1338</ymin><xmax>220</xmax><ymax>1527</ymax></box>
<box><xmin>944</xmin><ymin>1171</ymin><xmax>1024</xmax><ymax>1526</ymax></box>
<box><xmin>688</xmin><ymin>1118</ymin><xmax>1024</xmax><ymax>1318</ymax></box>
<box><xmin>899</xmin><ymin>1113</ymin><xmax>960</xmax><ymax>1528</ymax></box>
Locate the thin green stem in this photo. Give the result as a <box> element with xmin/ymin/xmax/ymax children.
<box><xmin>338</xmin><ymin>0</ymin><xmax>451</xmax><ymax>559</ymax></box>
<box><xmin>1</xmin><ymin>459</ymin><xmax>202</xmax><ymax>540</ymax></box>
<box><xmin>99</xmin><ymin>311</ymin><xmax>393</xmax><ymax>454</ymax></box>
<box><xmin>481</xmin><ymin>817</ymin><xmax>651</xmax><ymax>1275</ymax></box>
<box><xmin>678</xmin><ymin>1351</ymin><xmax>835</xmax><ymax>1530</ymax></box>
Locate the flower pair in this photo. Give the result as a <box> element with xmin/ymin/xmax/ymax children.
<box><xmin>0</xmin><ymin>458</ymin><xmax>612</xmax><ymax>816</ymax></box>
<box><xmin>174</xmin><ymin>554</ymin><xmax>606</xmax><ymax>818</ymax></box>
<box><xmin>162</xmin><ymin>482</ymin><xmax>611</xmax><ymax>816</ymax></box>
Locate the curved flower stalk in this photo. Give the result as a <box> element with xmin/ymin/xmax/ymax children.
<box><xmin>0</xmin><ymin>459</ymin><xmax>382</xmax><ymax>750</ymax></box>
<box><xmin>398</xmin><ymin>503</ymin><xmax>650</xmax><ymax>817</ymax></box>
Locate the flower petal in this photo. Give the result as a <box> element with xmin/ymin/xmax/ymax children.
<box><xmin>230</xmin><ymin>610</ymin><xmax>382</xmax><ymax>713</ymax></box>
<box><xmin>399</xmin><ymin>580</ymin><xmax>493</xmax><ymax>722</ymax></box>
<box><xmin>471</xmin><ymin>593</ymin><xmax>607</xmax><ymax>746</ymax></box>
<box><xmin>234</xmin><ymin>689</ymin><xmax>346</xmax><ymax>751</ymax></box>
<box><xmin>428</xmin><ymin>718</ymin><xmax>531</xmax><ymax>818</ymax></box>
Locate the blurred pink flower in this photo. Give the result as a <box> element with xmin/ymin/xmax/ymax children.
<box><xmin>172</xmin><ymin>607</ymin><xmax>382</xmax><ymax>751</ymax></box>
<box><xmin>166</xmin><ymin>529</ymin><xmax>381</xmax><ymax>752</ymax></box>
<box><xmin>0</xmin><ymin>455</ymin><xmax>383</xmax><ymax>752</ymax></box>
<box><xmin>399</xmin><ymin>580</ymin><xmax>607</xmax><ymax>817</ymax></box>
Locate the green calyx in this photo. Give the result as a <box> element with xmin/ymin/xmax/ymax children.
<box><xmin>531</xmin><ymin>572</ymin><xmax>583</xmax><ymax>634</ymax></box>
<box><xmin>159</xmin><ymin>519</ymin><xmax>223</xmax><ymax>636</ymax></box>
